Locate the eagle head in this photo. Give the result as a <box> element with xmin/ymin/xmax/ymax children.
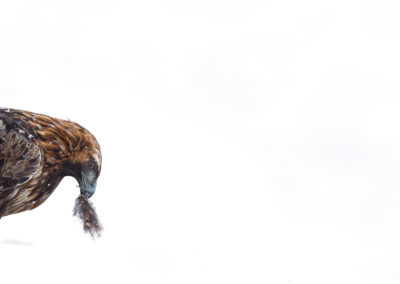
<box><xmin>66</xmin><ymin>130</ymin><xmax>102</xmax><ymax>199</ymax></box>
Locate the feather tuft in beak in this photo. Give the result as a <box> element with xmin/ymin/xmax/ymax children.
<box><xmin>73</xmin><ymin>195</ymin><xmax>102</xmax><ymax>238</ymax></box>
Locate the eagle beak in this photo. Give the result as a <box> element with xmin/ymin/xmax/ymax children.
<box><xmin>80</xmin><ymin>170</ymin><xmax>97</xmax><ymax>198</ymax></box>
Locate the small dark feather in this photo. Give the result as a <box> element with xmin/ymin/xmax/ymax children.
<box><xmin>73</xmin><ymin>195</ymin><xmax>103</xmax><ymax>238</ymax></box>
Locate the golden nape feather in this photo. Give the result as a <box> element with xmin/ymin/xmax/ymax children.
<box><xmin>0</xmin><ymin>107</ymin><xmax>102</xmax><ymax>237</ymax></box>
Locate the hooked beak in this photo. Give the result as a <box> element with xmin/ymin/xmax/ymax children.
<box><xmin>80</xmin><ymin>170</ymin><xmax>97</xmax><ymax>198</ymax></box>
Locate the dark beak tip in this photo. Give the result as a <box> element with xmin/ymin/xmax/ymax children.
<box><xmin>80</xmin><ymin>185</ymin><xmax>96</xmax><ymax>199</ymax></box>
<box><xmin>80</xmin><ymin>190</ymin><xmax>94</xmax><ymax>199</ymax></box>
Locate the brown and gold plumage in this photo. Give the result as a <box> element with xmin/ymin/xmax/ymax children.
<box><xmin>0</xmin><ymin>107</ymin><xmax>102</xmax><ymax>235</ymax></box>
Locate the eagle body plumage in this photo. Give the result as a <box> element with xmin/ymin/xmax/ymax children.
<box><xmin>0</xmin><ymin>108</ymin><xmax>101</xmax><ymax>219</ymax></box>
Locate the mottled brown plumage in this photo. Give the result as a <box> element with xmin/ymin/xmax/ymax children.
<box><xmin>0</xmin><ymin>108</ymin><xmax>102</xmax><ymax>235</ymax></box>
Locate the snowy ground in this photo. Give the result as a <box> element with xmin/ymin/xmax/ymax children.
<box><xmin>1</xmin><ymin>0</ymin><xmax>400</xmax><ymax>283</ymax></box>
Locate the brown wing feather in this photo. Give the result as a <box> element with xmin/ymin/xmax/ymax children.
<box><xmin>0</xmin><ymin>116</ymin><xmax>41</xmax><ymax>191</ymax></box>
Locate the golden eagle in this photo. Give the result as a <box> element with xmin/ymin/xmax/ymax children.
<box><xmin>0</xmin><ymin>108</ymin><xmax>102</xmax><ymax>236</ymax></box>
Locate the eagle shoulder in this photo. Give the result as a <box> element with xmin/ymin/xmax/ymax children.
<box><xmin>0</xmin><ymin>112</ymin><xmax>42</xmax><ymax>191</ymax></box>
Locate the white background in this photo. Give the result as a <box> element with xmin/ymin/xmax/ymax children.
<box><xmin>0</xmin><ymin>0</ymin><xmax>400</xmax><ymax>283</ymax></box>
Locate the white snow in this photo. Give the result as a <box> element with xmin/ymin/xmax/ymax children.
<box><xmin>0</xmin><ymin>1</ymin><xmax>399</xmax><ymax>284</ymax></box>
